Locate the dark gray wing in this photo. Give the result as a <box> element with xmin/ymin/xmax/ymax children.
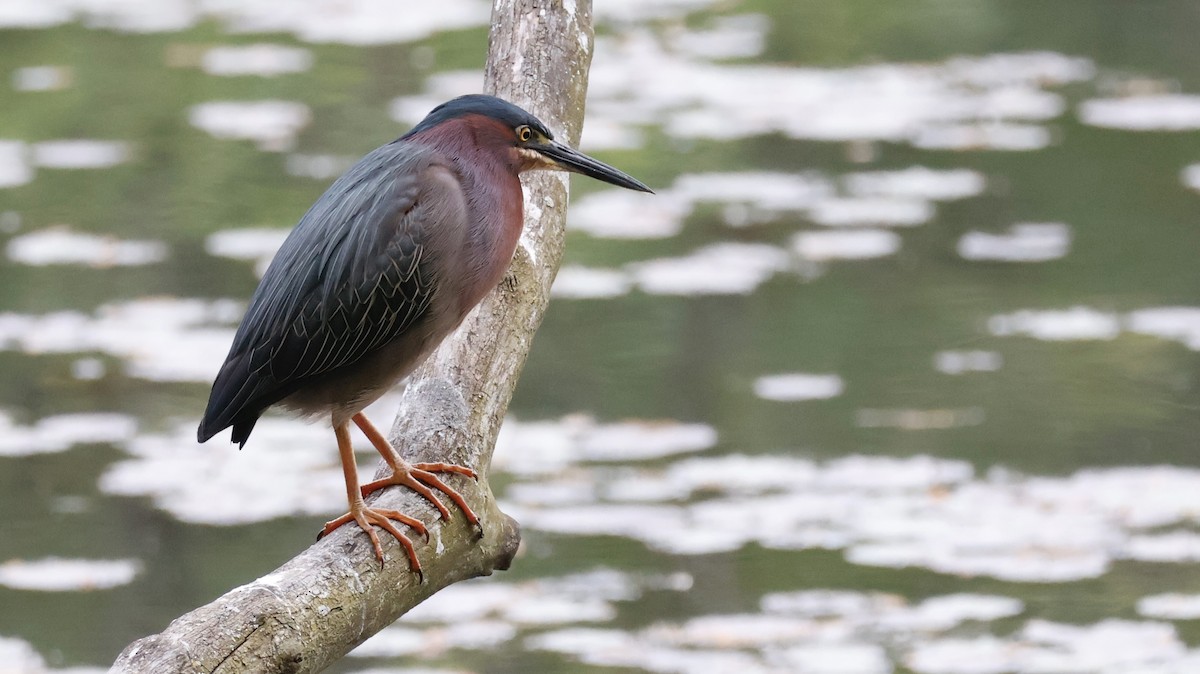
<box><xmin>198</xmin><ymin>142</ymin><xmax>450</xmax><ymax>445</ymax></box>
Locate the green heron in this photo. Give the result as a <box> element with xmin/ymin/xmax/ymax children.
<box><xmin>197</xmin><ymin>95</ymin><xmax>651</xmax><ymax>573</ymax></box>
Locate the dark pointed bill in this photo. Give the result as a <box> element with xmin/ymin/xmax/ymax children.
<box><xmin>536</xmin><ymin>140</ymin><xmax>653</xmax><ymax>193</ymax></box>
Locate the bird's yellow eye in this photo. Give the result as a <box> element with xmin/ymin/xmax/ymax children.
<box><xmin>516</xmin><ymin>125</ymin><xmax>533</xmax><ymax>143</ymax></box>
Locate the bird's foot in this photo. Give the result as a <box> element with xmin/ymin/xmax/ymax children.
<box><xmin>361</xmin><ymin>462</ymin><xmax>481</xmax><ymax>533</ymax></box>
<box><xmin>319</xmin><ymin>503</ymin><xmax>429</xmax><ymax>576</ymax></box>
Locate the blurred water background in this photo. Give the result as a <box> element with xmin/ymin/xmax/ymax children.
<box><xmin>3</xmin><ymin>1</ymin><xmax>1200</xmax><ymax>672</ymax></box>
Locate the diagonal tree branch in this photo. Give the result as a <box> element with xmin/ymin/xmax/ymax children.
<box><xmin>111</xmin><ymin>1</ymin><xmax>594</xmax><ymax>671</ymax></box>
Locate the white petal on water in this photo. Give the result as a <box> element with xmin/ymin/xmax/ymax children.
<box><xmin>991</xmin><ymin>305</ymin><xmax>1200</xmax><ymax>349</ymax></box>
<box><xmin>947</xmin><ymin>52</ymin><xmax>1095</xmax><ymax>88</ymax></box>
<box><xmin>669</xmin><ymin>14</ymin><xmax>769</xmax><ymax>60</ymax></box>
<box><xmin>188</xmin><ymin>100</ymin><xmax>311</xmax><ymax>152</ymax></box>
<box><xmin>904</xmin><ymin>635</ymin><xmax>1017</xmax><ymax>674</ymax></box>
<box><xmin>771</xmin><ymin>643</ymin><xmax>892</xmax><ymax>674</ymax></box>
<box><xmin>347</xmin><ymin>669</ymin><xmax>473</xmax><ymax>674</ymax></box>
<box><xmin>503</xmin><ymin>453</ymin><xmax>1200</xmax><ymax>583</ymax></box>
<box><xmin>630</xmin><ymin>243</ymin><xmax>791</xmax><ymax>295</ymax></box>
<box><xmin>71</xmin><ymin>356</ymin><xmax>106</xmax><ymax>380</ymax></box>
<box><xmin>855</xmin><ymin>407</ymin><xmax>986</xmax><ymax>430</ymax></box>
<box><xmin>761</xmin><ymin>590</ymin><xmax>888</xmax><ymax>618</ymax></box>
<box><xmin>808</xmin><ymin>197</ymin><xmax>934</xmax><ymax>227</ymax></box>
<box><xmin>988</xmin><ymin>306</ymin><xmax>1121</xmax><ymax>341</ymax></box>
<box><xmin>205</xmin><ymin>227</ymin><xmax>290</xmax><ymax>277</ymax></box>
<box><xmin>349</xmin><ymin>626</ymin><xmax>425</xmax><ymax>657</ymax></box>
<box><xmin>958</xmin><ymin>222</ymin><xmax>1071</xmax><ymax>262</ymax></box>
<box><xmin>877</xmin><ymin>595</ymin><xmax>1024</xmax><ymax>632</ymax></box>
<box><xmin>0</xmin><ymin>1</ymin><xmax>72</xmax><ymax>28</ymax></box>
<box><xmin>1183</xmin><ymin>164</ymin><xmax>1200</xmax><ymax>192</ymax></box>
<box><xmin>793</xmin><ymin>229</ymin><xmax>901</xmax><ymax>261</ymax></box>
<box><xmin>1137</xmin><ymin>594</ymin><xmax>1200</xmax><ymax>620</ymax></box>
<box><xmin>650</xmin><ymin>613</ymin><xmax>852</xmax><ymax>649</ymax></box>
<box><xmin>100</xmin><ymin>417</ymin><xmax>347</xmax><ymax>524</ymax></box>
<box><xmin>1124</xmin><ymin>531</ymin><xmax>1200</xmax><ymax>562</ymax></box>
<box><xmin>843</xmin><ymin>167</ymin><xmax>986</xmax><ymax>202</ymax></box>
<box><xmin>911</xmin><ymin>123</ymin><xmax>1052</xmax><ymax>151</ymax></box>
<box><xmin>12</xmin><ymin>65</ymin><xmax>73</xmax><ymax>91</ymax></box>
<box><xmin>580</xmin><ymin>420</ymin><xmax>718</xmax><ymax>461</ymax></box>
<box><xmin>505</xmin><ymin>596</ymin><xmax>617</xmax><ymax>625</ymax></box>
<box><xmin>753</xmin><ymin>373</ymin><xmax>845</xmax><ymax>401</ymax></box>
<box><xmin>201</xmin><ymin>44</ymin><xmax>313</xmax><ymax>77</ymax></box>
<box><xmin>0</xmin><ymin>411</ymin><xmax>137</xmax><ymax>457</ymax></box>
<box><xmin>1125</xmin><ymin>306</ymin><xmax>1200</xmax><ymax>351</ymax></box>
<box><xmin>568</xmin><ymin>190</ymin><xmax>691</xmax><ymax>239</ymax></box>
<box><xmin>1018</xmin><ymin>619</ymin><xmax>1186</xmax><ymax>671</ymax></box>
<box><xmin>0</xmin><ymin>558</ymin><xmax>140</xmax><ymax>591</ymax></box>
<box><xmin>285</xmin><ymin>153</ymin><xmax>357</xmax><ymax>180</ymax></box>
<box><xmin>1080</xmin><ymin>95</ymin><xmax>1200</xmax><ymax>131</ymax></box>
<box><xmin>0</xmin><ymin>635</ymin><xmax>45</xmax><ymax>669</ymax></box>
<box><xmin>933</xmin><ymin>350</ymin><xmax>1003</xmax><ymax>375</ymax></box>
<box><xmin>213</xmin><ymin>0</ymin><xmax>490</xmax><ymax>45</ymax></box>
<box><xmin>7</xmin><ymin>226</ymin><xmax>167</xmax><ymax>267</ymax></box>
<box><xmin>0</xmin><ymin>140</ymin><xmax>33</xmax><ymax>188</ymax></box>
<box><xmin>672</xmin><ymin>172</ymin><xmax>835</xmax><ymax>211</ymax></box>
<box><xmin>32</xmin><ymin>140</ymin><xmax>130</xmax><ymax>169</ymax></box>
<box><xmin>588</xmin><ymin>33</ymin><xmax>1090</xmax><ymax>147</ymax></box>
<box><xmin>551</xmin><ymin>265</ymin><xmax>632</xmax><ymax>300</ymax></box>
<box><xmin>0</xmin><ymin>298</ymin><xmax>239</xmax><ymax>382</ymax></box>
<box><xmin>493</xmin><ymin>415</ymin><xmax>718</xmax><ymax>476</ymax></box>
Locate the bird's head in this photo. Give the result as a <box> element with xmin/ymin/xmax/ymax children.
<box><xmin>406</xmin><ymin>94</ymin><xmax>653</xmax><ymax>193</ymax></box>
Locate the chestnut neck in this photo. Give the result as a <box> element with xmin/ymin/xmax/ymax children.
<box><xmin>406</xmin><ymin>115</ymin><xmax>526</xmax><ymax>314</ymax></box>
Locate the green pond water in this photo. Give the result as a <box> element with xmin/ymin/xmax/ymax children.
<box><xmin>2</xmin><ymin>1</ymin><xmax>1200</xmax><ymax>672</ymax></box>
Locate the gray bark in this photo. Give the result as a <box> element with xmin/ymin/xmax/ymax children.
<box><xmin>110</xmin><ymin>1</ymin><xmax>593</xmax><ymax>671</ymax></box>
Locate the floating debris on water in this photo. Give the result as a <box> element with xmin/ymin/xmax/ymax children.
<box><xmin>843</xmin><ymin>167</ymin><xmax>987</xmax><ymax>202</ymax></box>
<box><xmin>958</xmin><ymin>222</ymin><xmax>1071</xmax><ymax>262</ymax></box>
<box><xmin>933</xmin><ymin>350</ymin><xmax>1003</xmax><ymax>375</ymax></box>
<box><xmin>568</xmin><ymin>190</ymin><xmax>692</xmax><ymax>239</ymax></box>
<box><xmin>1125</xmin><ymin>306</ymin><xmax>1200</xmax><ymax>351</ymax></box>
<box><xmin>0</xmin><ymin>411</ymin><xmax>137</xmax><ymax>457</ymax></box>
<box><xmin>494</xmin><ymin>415</ymin><xmax>718</xmax><ymax>477</ymax></box>
<box><xmin>1137</xmin><ymin>593</ymin><xmax>1200</xmax><ymax>620</ymax></box>
<box><xmin>793</xmin><ymin>228</ymin><xmax>901</xmax><ymax>261</ymax></box>
<box><xmin>6</xmin><ymin>226</ymin><xmax>167</xmax><ymax>267</ymax></box>
<box><xmin>808</xmin><ymin>197</ymin><xmax>934</xmax><ymax>227</ymax></box>
<box><xmin>629</xmin><ymin>243</ymin><xmax>790</xmax><ymax>295</ymax></box>
<box><xmin>0</xmin><ymin>298</ymin><xmax>240</xmax><ymax>382</ymax></box>
<box><xmin>856</xmin><ymin>407</ymin><xmax>985</xmax><ymax>430</ymax></box>
<box><xmin>991</xmin><ymin>305</ymin><xmax>1200</xmax><ymax>350</ymax></box>
<box><xmin>201</xmin><ymin>44</ymin><xmax>313</xmax><ymax>77</ymax></box>
<box><xmin>99</xmin><ymin>417</ymin><xmax>347</xmax><ymax>525</ymax></box>
<box><xmin>12</xmin><ymin>65</ymin><xmax>73</xmax><ymax>91</ymax></box>
<box><xmin>32</xmin><ymin>140</ymin><xmax>130</xmax><ymax>169</ymax></box>
<box><xmin>205</xmin><ymin>227</ymin><xmax>290</xmax><ymax>277</ymax></box>
<box><xmin>0</xmin><ymin>557</ymin><xmax>140</xmax><ymax>591</ymax></box>
<box><xmin>753</xmin><ymin>373</ymin><xmax>845</xmax><ymax>401</ymax></box>
<box><xmin>989</xmin><ymin>306</ymin><xmax>1120</xmax><ymax>341</ymax></box>
<box><xmin>188</xmin><ymin>100</ymin><xmax>311</xmax><ymax>152</ymax></box>
<box><xmin>1079</xmin><ymin>94</ymin><xmax>1200</xmax><ymax>131</ymax></box>
<box><xmin>550</xmin><ymin>266</ymin><xmax>632</xmax><ymax>299</ymax></box>
<box><xmin>0</xmin><ymin>140</ymin><xmax>33</xmax><ymax>188</ymax></box>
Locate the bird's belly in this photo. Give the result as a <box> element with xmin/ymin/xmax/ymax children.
<box><xmin>277</xmin><ymin>320</ymin><xmax>447</xmax><ymax>426</ymax></box>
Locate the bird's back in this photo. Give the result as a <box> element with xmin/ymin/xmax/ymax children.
<box><xmin>198</xmin><ymin>141</ymin><xmax>465</xmax><ymax>446</ymax></box>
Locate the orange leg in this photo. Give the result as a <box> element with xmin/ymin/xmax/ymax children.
<box><xmin>353</xmin><ymin>412</ymin><xmax>480</xmax><ymax>529</ymax></box>
<box><xmin>318</xmin><ymin>421</ymin><xmax>428</xmax><ymax>574</ymax></box>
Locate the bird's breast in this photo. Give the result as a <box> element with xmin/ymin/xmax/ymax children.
<box><xmin>454</xmin><ymin>170</ymin><xmax>524</xmax><ymax>317</ymax></box>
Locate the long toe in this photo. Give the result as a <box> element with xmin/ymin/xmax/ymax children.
<box><xmin>359</xmin><ymin>461</ymin><xmax>478</xmax><ymax>527</ymax></box>
<box><xmin>410</xmin><ymin>468</ymin><xmax>480</xmax><ymax>527</ymax></box>
<box><xmin>318</xmin><ymin>505</ymin><xmax>426</xmax><ymax>573</ymax></box>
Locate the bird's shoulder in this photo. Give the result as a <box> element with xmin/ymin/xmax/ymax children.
<box><xmin>229</xmin><ymin>141</ymin><xmax>468</xmax><ymax>380</ymax></box>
